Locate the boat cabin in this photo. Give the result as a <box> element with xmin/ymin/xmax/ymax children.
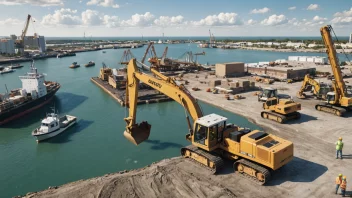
<box><xmin>39</xmin><ymin>113</ymin><xmax>60</xmax><ymax>133</ymax></box>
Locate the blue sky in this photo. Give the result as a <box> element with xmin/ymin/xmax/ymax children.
<box><xmin>0</xmin><ymin>0</ymin><xmax>351</xmax><ymax>37</ymax></box>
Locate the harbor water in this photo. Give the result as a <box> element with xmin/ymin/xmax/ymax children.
<box><xmin>0</xmin><ymin>44</ymin><xmax>347</xmax><ymax>197</ymax></box>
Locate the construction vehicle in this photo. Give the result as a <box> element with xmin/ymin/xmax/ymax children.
<box><xmin>122</xmin><ymin>58</ymin><xmax>294</xmax><ymax>185</ymax></box>
<box><xmin>261</xmin><ymin>97</ymin><xmax>301</xmax><ymax>123</ymax></box>
<box><xmin>315</xmin><ymin>25</ymin><xmax>352</xmax><ymax>116</ymax></box>
<box><xmin>255</xmin><ymin>75</ymin><xmax>275</xmax><ymax>84</ymax></box>
<box><xmin>297</xmin><ymin>74</ymin><xmax>333</xmax><ymax>99</ymax></box>
<box><xmin>257</xmin><ymin>87</ymin><xmax>278</xmax><ymax>102</ymax></box>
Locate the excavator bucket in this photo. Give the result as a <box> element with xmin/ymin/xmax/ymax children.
<box><xmin>124</xmin><ymin>121</ymin><xmax>151</xmax><ymax>145</ymax></box>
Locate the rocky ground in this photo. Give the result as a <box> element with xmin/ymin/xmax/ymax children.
<box><xmin>23</xmin><ymin>71</ymin><xmax>352</xmax><ymax>198</ymax></box>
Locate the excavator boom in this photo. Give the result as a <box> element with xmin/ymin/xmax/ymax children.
<box><xmin>321</xmin><ymin>25</ymin><xmax>346</xmax><ymax>98</ymax></box>
<box><xmin>124</xmin><ymin>59</ymin><xmax>203</xmax><ymax>145</ymax></box>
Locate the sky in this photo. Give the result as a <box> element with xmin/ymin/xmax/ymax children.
<box><xmin>0</xmin><ymin>0</ymin><xmax>351</xmax><ymax>37</ymax></box>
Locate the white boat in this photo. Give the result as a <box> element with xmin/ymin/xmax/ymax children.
<box><xmin>32</xmin><ymin>111</ymin><xmax>77</xmax><ymax>142</ymax></box>
<box><xmin>0</xmin><ymin>67</ymin><xmax>15</xmax><ymax>74</ymax></box>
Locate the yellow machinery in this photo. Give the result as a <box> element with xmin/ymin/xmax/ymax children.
<box><xmin>123</xmin><ymin>59</ymin><xmax>294</xmax><ymax>185</ymax></box>
<box><xmin>316</xmin><ymin>25</ymin><xmax>352</xmax><ymax>116</ymax></box>
<box><xmin>255</xmin><ymin>76</ymin><xmax>275</xmax><ymax>84</ymax></box>
<box><xmin>258</xmin><ymin>87</ymin><xmax>278</xmax><ymax>102</ymax></box>
<box><xmin>99</xmin><ymin>62</ymin><xmax>112</xmax><ymax>81</ymax></box>
<box><xmin>261</xmin><ymin>98</ymin><xmax>301</xmax><ymax>123</ymax></box>
<box><xmin>297</xmin><ymin>74</ymin><xmax>333</xmax><ymax>99</ymax></box>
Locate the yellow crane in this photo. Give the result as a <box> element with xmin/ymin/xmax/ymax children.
<box><xmin>316</xmin><ymin>25</ymin><xmax>352</xmax><ymax>116</ymax></box>
<box><xmin>141</xmin><ymin>42</ymin><xmax>159</xmax><ymax>67</ymax></box>
<box><xmin>16</xmin><ymin>14</ymin><xmax>32</xmax><ymax>53</ymax></box>
<box><xmin>123</xmin><ymin>58</ymin><xmax>294</xmax><ymax>185</ymax></box>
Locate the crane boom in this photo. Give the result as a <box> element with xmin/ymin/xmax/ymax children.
<box><xmin>320</xmin><ymin>25</ymin><xmax>346</xmax><ymax>98</ymax></box>
<box><xmin>123</xmin><ymin>59</ymin><xmax>203</xmax><ymax>145</ymax></box>
<box><xmin>21</xmin><ymin>14</ymin><xmax>31</xmax><ymax>44</ymax></box>
<box><xmin>162</xmin><ymin>46</ymin><xmax>168</xmax><ymax>59</ymax></box>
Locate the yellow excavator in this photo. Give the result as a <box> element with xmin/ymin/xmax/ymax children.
<box><xmin>297</xmin><ymin>74</ymin><xmax>333</xmax><ymax>99</ymax></box>
<box><xmin>315</xmin><ymin>25</ymin><xmax>352</xmax><ymax>116</ymax></box>
<box><xmin>123</xmin><ymin>59</ymin><xmax>294</xmax><ymax>185</ymax></box>
<box><xmin>261</xmin><ymin>97</ymin><xmax>301</xmax><ymax>123</ymax></box>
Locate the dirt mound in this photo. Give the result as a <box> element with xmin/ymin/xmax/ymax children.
<box><xmin>22</xmin><ymin>158</ymin><xmax>237</xmax><ymax>198</ymax></box>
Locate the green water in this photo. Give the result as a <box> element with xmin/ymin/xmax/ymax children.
<box><xmin>0</xmin><ymin>44</ymin><xmax>346</xmax><ymax>197</ymax></box>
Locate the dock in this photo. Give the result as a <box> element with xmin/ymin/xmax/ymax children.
<box><xmin>90</xmin><ymin>77</ymin><xmax>172</xmax><ymax>106</ymax></box>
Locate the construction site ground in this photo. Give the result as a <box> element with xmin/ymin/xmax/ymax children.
<box><xmin>24</xmin><ymin>71</ymin><xmax>352</xmax><ymax>198</ymax></box>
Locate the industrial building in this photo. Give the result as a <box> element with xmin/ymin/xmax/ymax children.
<box><xmin>288</xmin><ymin>56</ymin><xmax>327</xmax><ymax>64</ymax></box>
<box><xmin>0</xmin><ymin>39</ymin><xmax>15</xmax><ymax>55</ymax></box>
<box><xmin>215</xmin><ymin>62</ymin><xmax>245</xmax><ymax>77</ymax></box>
<box><xmin>24</xmin><ymin>36</ymin><xmax>46</xmax><ymax>52</ymax></box>
<box><xmin>247</xmin><ymin>66</ymin><xmax>316</xmax><ymax>80</ymax></box>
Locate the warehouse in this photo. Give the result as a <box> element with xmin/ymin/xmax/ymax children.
<box><xmin>215</xmin><ymin>62</ymin><xmax>245</xmax><ymax>77</ymax></box>
<box><xmin>288</xmin><ymin>56</ymin><xmax>327</xmax><ymax>64</ymax></box>
<box><xmin>247</xmin><ymin>66</ymin><xmax>316</xmax><ymax>80</ymax></box>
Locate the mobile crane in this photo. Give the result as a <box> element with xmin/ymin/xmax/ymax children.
<box><xmin>123</xmin><ymin>58</ymin><xmax>294</xmax><ymax>185</ymax></box>
<box><xmin>316</xmin><ymin>25</ymin><xmax>352</xmax><ymax>116</ymax></box>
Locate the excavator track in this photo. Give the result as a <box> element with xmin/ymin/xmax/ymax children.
<box><xmin>234</xmin><ymin>159</ymin><xmax>271</xmax><ymax>185</ymax></box>
<box><xmin>261</xmin><ymin>111</ymin><xmax>300</xmax><ymax>124</ymax></box>
<box><xmin>315</xmin><ymin>103</ymin><xmax>346</xmax><ymax>117</ymax></box>
<box><xmin>181</xmin><ymin>145</ymin><xmax>224</xmax><ymax>174</ymax></box>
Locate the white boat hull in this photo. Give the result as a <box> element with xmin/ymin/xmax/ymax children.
<box><xmin>33</xmin><ymin>119</ymin><xmax>76</xmax><ymax>142</ymax></box>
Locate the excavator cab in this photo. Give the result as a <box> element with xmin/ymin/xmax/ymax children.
<box><xmin>326</xmin><ymin>92</ymin><xmax>336</xmax><ymax>104</ymax></box>
<box><xmin>258</xmin><ymin>87</ymin><xmax>278</xmax><ymax>102</ymax></box>
<box><xmin>192</xmin><ymin>114</ymin><xmax>227</xmax><ymax>151</ymax></box>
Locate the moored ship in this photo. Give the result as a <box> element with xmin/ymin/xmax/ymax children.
<box><xmin>0</xmin><ymin>61</ymin><xmax>60</xmax><ymax>125</ymax></box>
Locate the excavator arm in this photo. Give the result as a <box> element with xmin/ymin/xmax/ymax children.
<box><xmin>297</xmin><ymin>74</ymin><xmax>322</xmax><ymax>98</ymax></box>
<box><xmin>123</xmin><ymin>58</ymin><xmax>203</xmax><ymax>145</ymax></box>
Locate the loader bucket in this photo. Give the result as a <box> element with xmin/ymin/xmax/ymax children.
<box><xmin>124</xmin><ymin>121</ymin><xmax>151</xmax><ymax>145</ymax></box>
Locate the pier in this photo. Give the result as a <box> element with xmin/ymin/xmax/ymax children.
<box><xmin>90</xmin><ymin>77</ymin><xmax>172</xmax><ymax>106</ymax></box>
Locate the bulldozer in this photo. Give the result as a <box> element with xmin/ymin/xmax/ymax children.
<box><xmin>122</xmin><ymin>59</ymin><xmax>294</xmax><ymax>185</ymax></box>
<box><xmin>261</xmin><ymin>97</ymin><xmax>301</xmax><ymax>123</ymax></box>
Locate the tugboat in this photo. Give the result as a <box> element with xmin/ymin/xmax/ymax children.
<box><xmin>85</xmin><ymin>61</ymin><xmax>95</xmax><ymax>67</ymax></box>
<box><xmin>69</xmin><ymin>62</ymin><xmax>80</xmax><ymax>68</ymax></box>
<box><xmin>32</xmin><ymin>108</ymin><xmax>77</xmax><ymax>142</ymax></box>
<box><xmin>0</xmin><ymin>61</ymin><xmax>60</xmax><ymax>125</ymax></box>
<box><xmin>0</xmin><ymin>67</ymin><xmax>15</xmax><ymax>74</ymax></box>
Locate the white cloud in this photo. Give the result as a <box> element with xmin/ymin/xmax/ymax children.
<box><xmin>313</xmin><ymin>16</ymin><xmax>327</xmax><ymax>21</ymax></box>
<box><xmin>154</xmin><ymin>15</ymin><xmax>184</xmax><ymax>27</ymax></box>
<box><xmin>331</xmin><ymin>8</ymin><xmax>352</xmax><ymax>25</ymax></box>
<box><xmin>0</xmin><ymin>18</ymin><xmax>22</xmax><ymax>25</ymax></box>
<box><xmin>261</xmin><ymin>14</ymin><xmax>287</xmax><ymax>26</ymax></box>
<box><xmin>103</xmin><ymin>15</ymin><xmax>120</xmax><ymax>28</ymax></box>
<box><xmin>191</xmin><ymin>12</ymin><xmax>242</xmax><ymax>26</ymax></box>
<box><xmin>0</xmin><ymin>0</ymin><xmax>63</xmax><ymax>6</ymax></box>
<box><xmin>41</xmin><ymin>8</ymin><xmax>81</xmax><ymax>26</ymax></box>
<box><xmin>334</xmin><ymin>7</ymin><xmax>352</xmax><ymax>17</ymax></box>
<box><xmin>87</xmin><ymin>0</ymin><xmax>119</xmax><ymax>8</ymax></box>
<box><xmin>288</xmin><ymin>6</ymin><xmax>296</xmax><ymax>10</ymax></box>
<box><xmin>250</xmin><ymin>7</ymin><xmax>270</xmax><ymax>14</ymax></box>
<box><xmin>331</xmin><ymin>17</ymin><xmax>352</xmax><ymax>25</ymax></box>
<box><xmin>82</xmin><ymin>9</ymin><xmax>103</xmax><ymax>25</ymax></box>
<box><xmin>307</xmin><ymin>4</ymin><xmax>319</xmax><ymax>11</ymax></box>
<box><xmin>247</xmin><ymin>19</ymin><xmax>257</xmax><ymax>25</ymax></box>
<box><xmin>120</xmin><ymin>12</ymin><xmax>155</xmax><ymax>27</ymax></box>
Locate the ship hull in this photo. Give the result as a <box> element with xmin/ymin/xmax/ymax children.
<box><xmin>0</xmin><ymin>85</ymin><xmax>60</xmax><ymax>125</ymax></box>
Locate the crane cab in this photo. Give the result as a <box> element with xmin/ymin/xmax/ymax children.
<box><xmin>192</xmin><ymin>114</ymin><xmax>232</xmax><ymax>151</ymax></box>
